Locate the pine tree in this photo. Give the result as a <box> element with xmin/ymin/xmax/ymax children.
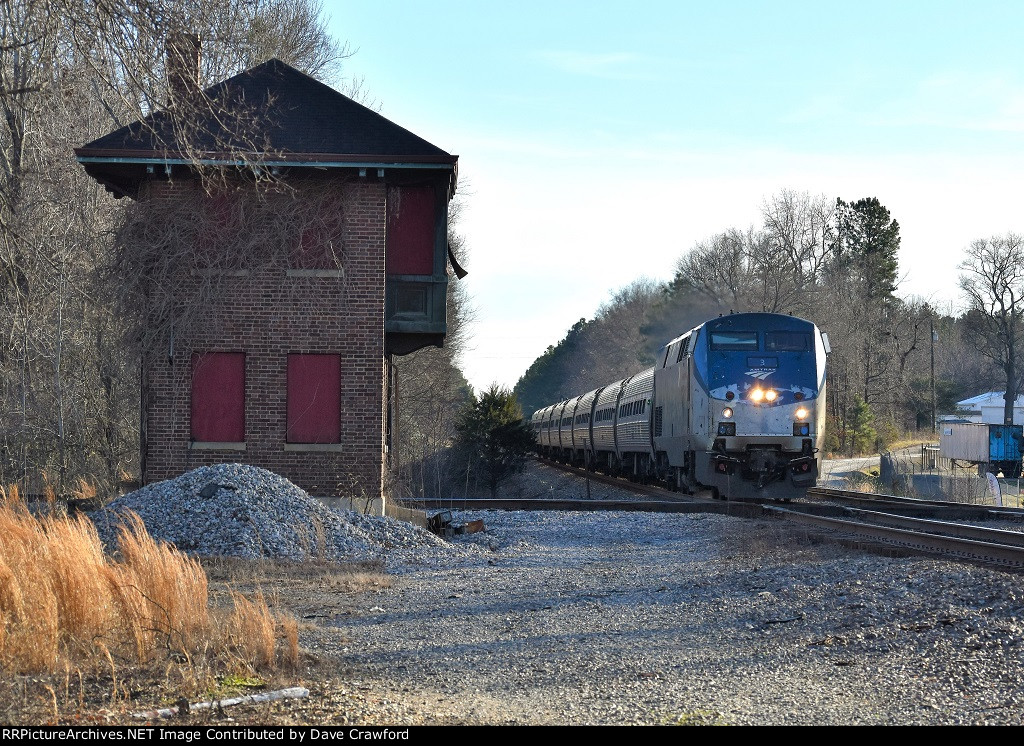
<box><xmin>456</xmin><ymin>385</ymin><xmax>536</xmax><ymax>498</ymax></box>
<box><xmin>832</xmin><ymin>197</ymin><xmax>900</xmax><ymax>303</ymax></box>
<box><xmin>847</xmin><ymin>396</ymin><xmax>877</xmax><ymax>456</ymax></box>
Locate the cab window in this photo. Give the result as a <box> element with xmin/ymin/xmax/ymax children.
<box><xmin>710</xmin><ymin>331</ymin><xmax>758</xmax><ymax>350</ymax></box>
<box><xmin>765</xmin><ymin>331</ymin><xmax>812</xmax><ymax>351</ymax></box>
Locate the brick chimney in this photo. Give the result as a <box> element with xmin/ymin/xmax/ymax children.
<box><xmin>166</xmin><ymin>32</ymin><xmax>201</xmax><ymax>106</ymax></box>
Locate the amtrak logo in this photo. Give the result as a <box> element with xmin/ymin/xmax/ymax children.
<box><xmin>746</xmin><ymin>369</ymin><xmax>773</xmax><ymax>380</ymax></box>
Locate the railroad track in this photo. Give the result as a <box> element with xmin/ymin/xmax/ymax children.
<box><xmin>805</xmin><ymin>486</ymin><xmax>1024</xmax><ymax>520</ymax></box>
<box><xmin>407</xmin><ymin>457</ymin><xmax>763</xmax><ymax>517</ymax></box>
<box><xmin>789</xmin><ymin>485</ymin><xmax>1024</xmax><ymax>570</ymax></box>
<box><xmin>766</xmin><ymin>503</ymin><xmax>1024</xmax><ymax>570</ymax></box>
<box><xmin>408</xmin><ymin>459</ymin><xmax>1024</xmax><ymax>571</ymax></box>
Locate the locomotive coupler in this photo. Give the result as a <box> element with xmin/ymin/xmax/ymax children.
<box><xmin>709</xmin><ymin>452</ymin><xmax>741</xmax><ymax>476</ymax></box>
<box><xmin>788</xmin><ymin>455</ymin><xmax>817</xmax><ymax>486</ymax></box>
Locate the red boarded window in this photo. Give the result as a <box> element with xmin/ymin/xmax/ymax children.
<box><xmin>191</xmin><ymin>352</ymin><xmax>245</xmax><ymax>442</ymax></box>
<box><xmin>386</xmin><ymin>185</ymin><xmax>436</xmax><ymax>275</ymax></box>
<box><xmin>287</xmin><ymin>354</ymin><xmax>341</xmax><ymax>443</ymax></box>
<box><xmin>196</xmin><ymin>193</ymin><xmax>242</xmax><ymax>268</ymax></box>
<box><xmin>290</xmin><ymin>195</ymin><xmax>346</xmax><ymax>270</ymax></box>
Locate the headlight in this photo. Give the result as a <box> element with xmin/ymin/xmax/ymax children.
<box><xmin>722</xmin><ymin>407</ymin><xmax>733</xmax><ymax>418</ymax></box>
<box><xmin>764</xmin><ymin>390</ymin><xmax>777</xmax><ymax>402</ymax></box>
<box><xmin>749</xmin><ymin>388</ymin><xmax>764</xmax><ymax>402</ymax></box>
<box><xmin>796</xmin><ymin>407</ymin><xmax>808</xmax><ymax>420</ymax></box>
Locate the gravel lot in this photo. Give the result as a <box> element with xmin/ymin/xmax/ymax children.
<box><xmin>275</xmin><ymin>464</ymin><xmax>1024</xmax><ymax>727</ymax></box>
<box><xmin>105</xmin><ymin>460</ymin><xmax>1024</xmax><ymax>726</ymax></box>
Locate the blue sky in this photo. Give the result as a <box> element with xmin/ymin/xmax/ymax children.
<box><xmin>323</xmin><ymin>1</ymin><xmax>1024</xmax><ymax>392</ymax></box>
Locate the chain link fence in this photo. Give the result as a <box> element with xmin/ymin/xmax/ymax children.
<box><xmin>874</xmin><ymin>444</ymin><xmax>1022</xmax><ymax>507</ymax></box>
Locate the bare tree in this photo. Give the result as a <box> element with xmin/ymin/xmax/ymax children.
<box><xmin>672</xmin><ymin>228</ymin><xmax>752</xmax><ymax>312</ymax></box>
<box><xmin>959</xmin><ymin>233</ymin><xmax>1024</xmax><ymax>425</ymax></box>
<box><xmin>670</xmin><ymin>190</ymin><xmax>834</xmax><ymax>318</ymax></box>
<box><xmin>0</xmin><ymin>0</ymin><xmax>353</xmax><ymax>494</ymax></box>
<box><xmin>759</xmin><ymin>189</ymin><xmax>835</xmax><ymax>310</ymax></box>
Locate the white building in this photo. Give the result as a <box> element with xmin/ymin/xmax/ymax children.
<box><xmin>951</xmin><ymin>392</ymin><xmax>1024</xmax><ymax>425</ymax></box>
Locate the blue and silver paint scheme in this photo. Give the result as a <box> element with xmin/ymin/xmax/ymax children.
<box><xmin>664</xmin><ymin>312</ymin><xmax>828</xmax><ymax>498</ymax></box>
<box><xmin>532</xmin><ymin>312</ymin><xmax>829</xmax><ymax>500</ymax></box>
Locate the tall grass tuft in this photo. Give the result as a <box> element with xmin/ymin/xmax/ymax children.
<box><xmin>0</xmin><ymin>483</ymin><xmax>22</xmax><ymax>507</ymax></box>
<box><xmin>278</xmin><ymin>612</ymin><xmax>299</xmax><ymax>670</ymax></box>
<box><xmin>40</xmin><ymin>513</ymin><xmax>114</xmax><ymax>647</ymax></box>
<box><xmin>0</xmin><ymin>505</ymin><xmax>116</xmax><ymax>669</ymax></box>
<box><xmin>112</xmin><ymin>512</ymin><xmax>210</xmax><ymax>655</ymax></box>
<box><xmin>0</xmin><ymin>503</ymin><xmax>62</xmax><ymax>671</ymax></box>
<box><xmin>71</xmin><ymin>478</ymin><xmax>97</xmax><ymax>503</ymax></box>
<box><xmin>226</xmin><ymin>590</ymin><xmax>276</xmax><ymax>669</ymax></box>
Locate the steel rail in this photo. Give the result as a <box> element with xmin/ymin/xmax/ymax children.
<box><xmin>839</xmin><ymin>507</ymin><xmax>1024</xmax><ymax>547</ymax></box>
<box><xmin>764</xmin><ymin>505</ymin><xmax>1024</xmax><ymax>569</ymax></box>
<box><xmin>807</xmin><ymin>486</ymin><xmax>1024</xmax><ymax>515</ymax></box>
<box><xmin>403</xmin><ymin>496</ymin><xmax>754</xmax><ymax>515</ymax></box>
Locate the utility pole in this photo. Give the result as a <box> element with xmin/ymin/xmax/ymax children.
<box><xmin>930</xmin><ymin>318</ymin><xmax>937</xmax><ymax>435</ymax></box>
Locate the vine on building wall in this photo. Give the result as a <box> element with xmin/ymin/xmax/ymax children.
<box><xmin>112</xmin><ymin>178</ymin><xmax>356</xmax><ymax>363</ymax></box>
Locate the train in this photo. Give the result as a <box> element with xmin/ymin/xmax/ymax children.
<box><xmin>530</xmin><ymin>312</ymin><xmax>830</xmax><ymax>500</ymax></box>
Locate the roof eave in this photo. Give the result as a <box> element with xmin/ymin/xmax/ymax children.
<box><xmin>74</xmin><ymin>148</ymin><xmax>458</xmax><ymax>169</ymax></box>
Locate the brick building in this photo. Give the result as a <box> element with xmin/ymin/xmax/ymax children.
<box><xmin>75</xmin><ymin>55</ymin><xmax>459</xmax><ymax>504</ymax></box>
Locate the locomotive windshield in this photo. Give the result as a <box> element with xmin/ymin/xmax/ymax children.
<box><xmin>700</xmin><ymin>314</ymin><xmax>823</xmax><ymax>399</ymax></box>
<box><xmin>765</xmin><ymin>331</ymin><xmax>812</xmax><ymax>351</ymax></box>
<box><xmin>710</xmin><ymin>331</ymin><xmax>758</xmax><ymax>350</ymax></box>
<box><xmin>710</xmin><ymin>330</ymin><xmax>813</xmax><ymax>351</ymax></box>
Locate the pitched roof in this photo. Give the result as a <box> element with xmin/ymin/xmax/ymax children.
<box><xmin>76</xmin><ymin>58</ymin><xmax>457</xmax><ymax>197</ymax></box>
<box><xmin>957</xmin><ymin>392</ymin><xmax>1024</xmax><ymax>407</ymax></box>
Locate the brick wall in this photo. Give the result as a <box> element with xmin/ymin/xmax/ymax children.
<box><xmin>141</xmin><ymin>177</ymin><xmax>386</xmax><ymax>499</ymax></box>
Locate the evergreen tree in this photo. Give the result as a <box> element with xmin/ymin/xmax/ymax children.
<box><xmin>825</xmin><ymin>197</ymin><xmax>902</xmax><ymax>418</ymax></box>
<box><xmin>847</xmin><ymin>396</ymin><xmax>877</xmax><ymax>455</ymax></box>
<box><xmin>456</xmin><ymin>385</ymin><xmax>536</xmax><ymax>498</ymax></box>
<box><xmin>832</xmin><ymin>197</ymin><xmax>900</xmax><ymax>302</ymax></box>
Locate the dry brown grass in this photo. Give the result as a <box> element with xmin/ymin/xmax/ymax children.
<box><xmin>71</xmin><ymin>477</ymin><xmax>98</xmax><ymax>504</ymax></box>
<box><xmin>0</xmin><ymin>503</ymin><xmax>88</xmax><ymax>671</ymax></box>
<box><xmin>0</xmin><ymin>505</ymin><xmax>295</xmax><ymax>676</ymax></box>
<box><xmin>225</xmin><ymin>590</ymin><xmax>276</xmax><ymax>669</ymax></box>
<box><xmin>0</xmin><ymin>505</ymin><xmax>393</xmax><ymax>724</ymax></box>
<box><xmin>113</xmin><ymin>512</ymin><xmax>211</xmax><ymax>656</ymax></box>
<box><xmin>1</xmin><ymin>483</ymin><xmax>22</xmax><ymax>507</ymax></box>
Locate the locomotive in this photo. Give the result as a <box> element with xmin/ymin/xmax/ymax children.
<box><xmin>531</xmin><ymin>312</ymin><xmax>830</xmax><ymax>500</ymax></box>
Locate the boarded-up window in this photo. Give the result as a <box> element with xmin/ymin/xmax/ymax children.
<box><xmin>191</xmin><ymin>352</ymin><xmax>245</xmax><ymax>442</ymax></box>
<box><xmin>287</xmin><ymin>354</ymin><xmax>341</xmax><ymax>443</ymax></box>
<box><xmin>290</xmin><ymin>196</ymin><xmax>345</xmax><ymax>270</ymax></box>
<box><xmin>196</xmin><ymin>194</ymin><xmax>242</xmax><ymax>268</ymax></box>
<box><xmin>386</xmin><ymin>185</ymin><xmax>435</xmax><ymax>275</ymax></box>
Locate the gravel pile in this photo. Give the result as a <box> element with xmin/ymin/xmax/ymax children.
<box><xmin>90</xmin><ymin>463</ymin><xmax>450</xmax><ymax>566</ymax></box>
